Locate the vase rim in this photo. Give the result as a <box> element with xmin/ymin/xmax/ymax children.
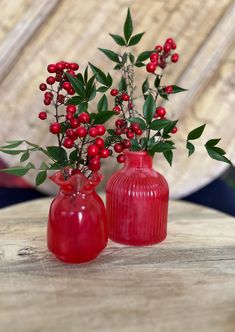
<box><xmin>124</xmin><ymin>149</ymin><xmax>149</xmax><ymax>156</ymax></box>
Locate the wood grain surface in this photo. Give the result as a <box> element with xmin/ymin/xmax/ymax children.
<box><xmin>0</xmin><ymin>0</ymin><xmax>235</xmax><ymax>198</ymax></box>
<box><xmin>0</xmin><ymin>198</ymin><xmax>235</xmax><ymax>332</ymax></box>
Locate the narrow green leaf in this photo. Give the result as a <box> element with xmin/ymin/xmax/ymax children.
<box><xmin>0</xmin><ymin>166</ymin><xmax>32</xmax><ymax>176</ymax></box>
<box><xmin>1</xmin><ymin>140</ymin><xmax>24</xmax><ymax>149</ymax></box>
<box><xmin>106</xmin><ymin>73</ymin><xmax>113</xmax><ymax>87</ymax></box>
<box><xmin>205</xmin><ymin>146</ymin><xmax>231</xmax><ymax>164</ymax></box>
<box><xmin>89</xmin><ymin>63</ymin><xmax>108</xmax><ymax>85</ymax></box>
<box><xmin>93</xmin><ymin>111</ymin><xmax>117</xmax><ymax>124</ymax></box>
<box><xmin>186</xmin><ymin>141</ymin><xmax>195</xmax><ymax>156</ymax></box>
<box><xmin>172</xmin><ymin>85</ymin><xmax>187</xmax><ymax>94</ymax></box>
<box><xmin>205</xmin><ymin>138</ymin><xmax>221</xmax><ymax>147</ymax></box>
<box><xmin>36</xmin><ymin>171</ymin><xmax>47</xmax><ymax>186</ymax></box>
<box><xmin>124</xmin><ymin>8</ymin><xmax>133</xmax><ymax>43</ymax></box>
<box><xmin>107</xmin><ymin>129</ymin><xmax>116</xmax><ymax>136</ymax></box>
<box><xmin>150</xmin><ymin>119</ymin><xmax>174</xmax><ymax>131</ymax></box>
<box><xmin>128</xmin><ymin>117</ymin><xmax>147</xmax><ymax>130</ymax></box>
<box><xmin>96</xmin><ymin>86</ymin><xmax>109</xmax><ymax>93</ymax></box>
<box><xmin>47</xmin><ymin>146</ymin><xmax>68</xmax><ymax>163</ymax></box>
<box><xmin>142</xmin><ymin>78</ymin><xmax>149</xmax><ymax>95</ymax></box>
<box><xmin>98</xmin><ymin>48</ymin><xmax>120</xmax><ymax>63</ymax></box>
<box><xmin>128</xmin><ymin>32</ymin><xmax>145</xmax><ymax>46</ymax></box>
<box><xmin>97</xmin><ymin>95</ymin><xmax>108</xmax><ymax>112</ymax></box>
<box><xmin>129</xmin><ymin>53</ymin><xmax>135</xmax><ymax>63</ymax></box>
<box><xmin>66</xmin><ymin>96</ymin><xmax>84</xmax><ymax>105</ymax></box>
<box><xmin>84</xmin><ymin>66</ymin><xmax>88</xmax><ymax>83</ymax></box>
<box><xmin>113</xmin><ymin>64</ymin><xmax>122</xmax><ymax>70</ymax></box>
<box><xmin>154</xmin><ymin>75</ymin><xmax>161</xmax><ymax>88</ymax></box>
<box><xmin>109</xmin><ymin>33</ymin><xmax>126</xmax><ymax>46</ymax></box>
<box><xmin>118</xmin><ymin>76</ymin><xmax>127</xmax><ymax>91</ymax></box>
<box><xmin>0</xmin><ymin>149</ymin><xmax>25</xmax><ymax>155</ymax></box>
<box><xmin>20</xmin><ymin>150</ymin><xmax>30</xmax><ymax>162</ymax></box>
<box><xmin>140</xmin><ymin>137</ymin><xmax>147</xmax><ymax>149</ymax></box>
<box><xmin>158</xmin><ymin>90</ymin><xmax>169</xmax><ymax>100</ymax></box>
<box><xmin>134</xmin><ymin>62</ymin><xmax>146</xmax><ymax>68</ymax></box>
<box><xmin>163</xmin><ymin>150</ymin><xmax>173</xmax><ymax>166</ymax></box>
<box><xmin>136</xmin><ymin>51</ymin><xmax>152</xmax><ymax>63</ymax></box>
<box><xmin>163</xmin><ymin>120</ymin><xmax>178</xmax><ymax>135</ymax></box>
<box><xmin>150</xmin><ymin>141</ymin><xmax>175</xmax><ymax>153</ymax></box>
<box><xmin>187</xmin><ymin>124</ymin><xmax>206</xmax><ymax>140</ymax></box>
<box><xmin>143</xmin><ymin>94</ymin><xmax>156</xmax><ymax>124</ymax></box>
<box><xmin>78</xmin><ymin>102</ymin><xmax>88</xmax><ymax>113</ymax></box>
<box><xmin>66</xmin><ymin>73</ymin><xmax>86</xmax><ymax>97</ymax></box>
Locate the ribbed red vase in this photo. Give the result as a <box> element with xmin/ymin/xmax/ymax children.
<box><xmin>106</xmin><ymin>150</ymin><xmax>169</xmax><ymax>246</ymax></box>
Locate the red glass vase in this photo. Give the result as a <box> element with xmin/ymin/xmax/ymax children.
<box><xmin>106</xmin><ymin>150</ymin><xmax>169</xmax><ymax>246</ymax></box>
<box><xmin>47</xmin><ymin>171</ymin><xmax>108</xmax><ymax>263</ymax></box>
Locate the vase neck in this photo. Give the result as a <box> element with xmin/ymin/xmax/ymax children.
<box><xmin>124</xmin><ymin>150</ymin><xmax>153</xmax><ymax>169</ymax></box>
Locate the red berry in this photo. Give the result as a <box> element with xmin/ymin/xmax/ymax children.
<box><xmin>89</xmin><ymin>127</ymin><xmax>98</xmax><ymax>137</ymax></box>
<box><xmin>39</xmin><ymin>83</ymin><xmax>47</xmax><ymax>91</ymax></box>
<box><xmin>64</xmin><ymin>62</ymin><xmax>70</xmax><ymax>69</ymax></box>
<box><xmin>123</xmin><ymin>139</ymin><xmax>131</xmax><ymax>149</ymax></box>
<box><xmin>66</xmin><ymin>113</ymin><xmax>73</xmax><ymax>121</ymax></box>
<box><xmin>62</xmin><ymin>81</ymin><xmax>72</xmax><ymax>90</ymax></box>
<box><xmin>117</xmin><ymin>154</ymin><xmax>125</xmax><ymax>163</ymax></box>
<box><xmin>66</xmin><ymin>128</ymin><xmax>77</xmax><ymax>140</ymax></box>
<box><xmin>69</xmin><ymin>63</ymin><xmax>79</xmax><ymax>71</ymax></box>
<box><xmin>38</xmin><ymin>111</ymin><xmax>47</xmax><ymax>120</ymax></box>
<box><xmin>155</xmin><ymin>45</ymin><xmax>162</xmax><ymax>53</ymax></box>
<box><xmin>45</xmin><ymin>91</ymin><xmax>53</xmax><ymax>99</ymax></box>
<box><xmin>135</xmin><ymin>129</ymin><xmax>142</xmax><ymax>136</ymax></box>
<box><xmin>146</xmin><ymin>62</ymin><xmax>157</xmax><ymax>73</ymax></box>
<box><xmin>110</xmin><ymin>89</ymin><xmax>118</xmax><ymax>96</ymax></box>
<box><xmin>57</xmin><ymin>94</ymin><xmax>65</xmax><ymax>103</ymax></box>
<box><xmin>76</xmin><ymin>126</ymin><xmax>87</xmax><ymax>137</ymax></box>
<box><xmin>87</xmin><ymin>144</ymin><xmax>99</xmax><ymax>157</ymax></box>
<box><xmin>150</xmin><ymin>52</ymin><xmax>158</xmax><ymax>62</ymax></box>
<box><xmin>44</xmin><ymin>98</ymin><xmax>51</xmax><ymax>106</ymax></box>
<box><xmin>50</xmin><ymin>122</ymin><xmax>61</xmax><ymax>134</ymax></box>
<box><xmin>113</xmin><ymin>106</ymin><xmax>121</xmax><ymax>113</ymax></box>
<box><xmin>165</xmin><ymin>38</ymin><xmax>174</xmax><ymax>44</ymax></box>
<box><xmin>171</xmin><ymin>53</ymin><xmax>179</xmax><ymax>63</ymax></box>
<box><xmin>47</xmin><ymin>64</ymin><xmax>57</xmax><ymax>73</ymax></box>
<box><xmin>66</xmin><ymin>105</ymin><xmax>76</xmax><ymax>114</ymax></box>
<box><xmin>56</xmin><ymin>62</ymin><xmax>65</xmax><ymax>71</ymax></box>
<box><xmin>67</xmin><ymin>88</ymin><xmax>75</xmax><ymax>95</ymax></box>
<box><xmin>163</xmin><ymin>43</ymin><xmax>171</xmax><ymax>53</ymax></box>
<box><xmin>78</xmin><ymin>112</ymin><xmax>90</xmax><ymax>123</ymax></box>
<box><xmin>88</xmin><ymin>156</ymin><xmax>101</xmax><ymax>171</ymax></box>
<box><xmin>70</xmin><ymin>118</ymin><xmax>80</xmax><ymax>128</ymax></box>
<box><xmin>121</xmin><ymin>93</ymin><xmax>129</xmax><ymax>101</ymax></box>
<box><xmin>115</xmin><ymin>119</ymin><xmax>123</xmax><ymax>127</ymax></box>
<box><xmin>46</xmin><ymin>76</ymin><xmax>56</xmax><ymax>85</ymax></box>
<box><xmin>99</xmin><ymin>148</ymin><xmax>110</xmax><ymax>159</ymax></box>
<box><xmin>156</xmin><ymin>106</ymin><xmax>166</xmax><ymax>118</ymax></box>
<box><xmin>114</xmin><ymin>143</ymin><xmax>123</xmax><ymax>153</ymax></box>
<box><xmin>115</xmin><ymin>128</ymin><xmax>122</xmax><ymax>135</ymax></box>
<box><xmin>95</xmin><ymin>137</ymin><xmax>104</xmax><ymax>148</ymax></box>
<box><xmin>127</xmin><ymin>131</ymin><xmax>134</xmax><ymax>139</ymax></box>
<box><xmin>67</xmin><ymin>69</ymin><xmax>76</xmax><ymax>77</ymax></box>
<box><xmin>165</xmin><ymin>85</ymin><xmax>173</xmax><ymax>94</ymax></box>
<box><xmin>96</xmin><ymin>125</ymin><xmax>106</xmax><ymax>136</ymax></box>
<box><xmin>171</xmin><ymin>127</ymin><xmax>178</xmax><ymax>134</ymax></box>
<box><xmin>159</xmin><ymin>61</ymin><xmax>166</xmax><ymax>69</ymax></box>
<box><xmin>63</xmin><ymin>138</ymin><xmax>74</xmax><ymax>149</ymax></box>
<box><xmin>131</xmin><ymin>123</ymin><xmax>140</xmax><ymax>132</ymax></box>
<box><xmin>171</xmin><ymin>42</ymin><xmax>177</xmax><ymax>50</ymax></box>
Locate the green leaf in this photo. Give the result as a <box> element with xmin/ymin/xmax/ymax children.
<box><xmin>20</xmin><ymin>150</ymin><xmax>30</xmax><ymax>162</ymax></box>
<box><xmin>163</xmin><ymin>150</ymin><xmax>173</xmax><ymax>166</ymax></box>
<box><xmin>66</xmin><ymin>73</ymin><xmax>86</xmax><ymax>97</ymax></box>
<box><xmin>46</xmin><ymin>146</ymin><xmax>68</xmax><ymax>163</ymax></box>
<box><xmin>69</xmin><ymin>150</ymin><xmax>78</xmax><ymax>163</ymax></box>
<box><xmin>109</xmin><ymin>33</ymin><xmax>126</xmax><ymax>46</ymax></box>
<box><xmin>86</xmin><ymin>75</ymin><xmax>96</xmax><ymax>95</ymax></box>
<box><xmin>96</xmin><ymin>86</ymin><xmax>109</xmax><ymax>93</ymax></box>
<box><xmin>93</xmin><ymin>111</ymin><xmax>117</xmax><ymax>124</ymax></box>
<box><xmin>187</xmin><ymin>124</ymin><xmax>206</xmax><ymax>140</ymax></box>
<box><xmin>130</xmin><ymin>139</ymin><xmax>141</xmax><ymax>151</ymax></box>
<box><xmin>89</xmin><ymin>63</ymin><xmax>108</xmax><ymax>86</ymax></box>
<box><xmin>1</xmin><ymin>140</ymin><xmax>24</xmax><ymax>149</ymax></box>
<box><xmin>128</xmin><ymin>117</ymin><xmax>147</xmax><ymax>130</ymax></box>
<box><xmin>113</xmin><ymin>64</ymin><xmax>122</xmax><ymax>70</ymax></box>
<box><xmin>186</xmin><ymin>141</ymin><xmax>195</xmax><ymax>156</ymax></box>
<box><xmin>84</xmin><ymin>66</ymin><xmax>88</xmax><ymax>84</ymax></box>
<box><xmin>0</xmin><ymin>149</ymin><xmax>25</xmax><ymax>155</ymax></box>
<box><xmin>205</xmin><ymin>138</ymin><xmax>221</xmax><ymax>147</ymax></box>
<box><xmin>154</xmin><ymin>75</ymin><xmax>161</xmax><ymax>88</ymax></box>
<box><xmin>140</xmin><ymin>137</ymin><xmax>147</xmax><ymax>149</ymax></box>
<box><xmin>36</xmin><ymin>171</ymin><xmax>47</xmax><ymax>186</ymax></box>
<box><xmin>158</xmin><ymin>90</ymin><xmax>169</xmax><ymax>100</ymax></box>
<box><xmin>134</xmin><ymin>62</ymin><xmax>145</xmax><ymax>67</ymax></box>
<box><xmin>150</xmin><ymin>119</ymin><xmax>174</xmax><ymax>131</ymax></box>
<box><xmin>150</xmin><ymin>141</ymin><xmax>175</xmax><ymax>153</ymax></box>
<box><xmin>124</xmin><ymin>8</ymin><xmax>133</xmax><ymax>43</ymax></box>
<box><xmin>0</xmin><ymin>166</ymin><xmax>32</xmax><ymax>176</ymax></box>
<box><xmin>129</xmin><ymin>53</ymin><xmax>135</xmax><ymax>63</ymax></box>
<box><xmin>87</xmin><ymin>84</ymin><xmax>96</xmax><ymax>101</ymax></box>
<box><xmin>172</xmin><ymin>85</ymin><xmax>187</xmax><ymax>94</ymax></box>
<box><xmin>106</xmin><ymin>73</ymin><xmax>113</xmax><ymax>87</ymax></box>
<box><xmin>163</xmin><ymin>120</ymin><xmax>178</xmax><ymax>135</ymax></box>
<box><xmin>107</xmin><ymin>129</ymin><xmax>116</xmax><ymax>136</ymax></box>
<box><xmin>49</xmin><ymin>162</ymin><xmax>61</xmax><ymax>170</ymax></box>
<box><xmin>78</xmin><ymin>102</ymin><xmax>88</xmax><ymax>113</ymax></box>
<box><xmin>118</xmin><ymin>76</ymin><xmax>127</xmax><ymax>91</ymax></box>
<box><xmin>142</xmin><ymin>78</ymin><xmax>149</xmax><ymax>95</ymax></box>
<box><xmin>205</xmin><ymin>146</ymin><xmax>231</xmax><ymax>164</ymax></box>
<box><xmin>97</xmin><ymin>95</ymin><xmax>108</xmax><ymax>112</ymax></box>
<box><xmin>66</xmin><ymin>96</ymin><xmax>84</xmax><ymax>105</ymax></box>
<box><xmin>136</xmin><ymin>51</ymin><xmax>152</xmax><ymax>63</ymax></box>
<box><xmin>128</xmin><ymin>32</ymin><xmax>145</xmax><ymax>46</ymax></box>
<box><xmin>143</xmin><ymin>94</ymin><xmax>156</xmax><ymax>124</ymax></box>
<box><xmin>98</xmin><ymin>48</ymin><xmax>120</xmax><ymax>63</ymax></box>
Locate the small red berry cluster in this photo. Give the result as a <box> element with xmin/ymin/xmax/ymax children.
<box><xmin>154</xmin><ymin>106</ymin><xmax>177</xmax><ymax>133</ymax></box>
<box><xmin>146</xmin><ymin>38</ymin><xmax>179</xmax><ymax>73</ymax></box>
<box><xmin>110</xmin><ymin>89</ymin><xmax>133</xmax><ymax>113</ymax></box>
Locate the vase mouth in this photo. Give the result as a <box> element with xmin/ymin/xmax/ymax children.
<box><xmin>123</xmin><ymin>149</ymin><xmax>149</xmax><ymax>156</ymax></box>
<box><xmin>49</xmin><ymin>169</ymin><xmax>103</xmax><ymax>194</ymax></box>
<box><xmin>123</xmin><ymin>149</ymin><xmax>152</xmax><ymax>168</ymax></box>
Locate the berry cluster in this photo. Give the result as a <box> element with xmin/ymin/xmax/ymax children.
<box><xmin>146</xmin><ymin>38</ymin><xmax>179</xmax><ymax>73</ymax></box>
<box><xmin>110</xmin><ymin>89</ymin><xmax>133</xmax><ymax>114</ymax></box>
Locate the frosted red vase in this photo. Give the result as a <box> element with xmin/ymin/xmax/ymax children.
<box><xmin>47</xmin><ymin>171</ymin><xmax>108</xmax><ymax>263</ymax></box>
<box><xmin>106</xmin><ymin>150</ymin><xmax>169</xmax><ymax>246</ymax></box>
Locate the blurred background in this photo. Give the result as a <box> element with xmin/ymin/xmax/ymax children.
<box><xmin>0</xmin><ymin>0</ymin><xmax>235</xmax><ymax>214</ymax></box>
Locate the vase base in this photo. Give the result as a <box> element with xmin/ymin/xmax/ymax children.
<box><xmin>109</xmin><ymin>233</ymin><xmax>167</xmax><ymax>246</ymax></box>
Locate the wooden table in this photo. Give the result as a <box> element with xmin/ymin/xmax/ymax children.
<box><xmin>0</xmin><ymin>198</ymin><xmax>235</xmax><ymax>332</ymax></box>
